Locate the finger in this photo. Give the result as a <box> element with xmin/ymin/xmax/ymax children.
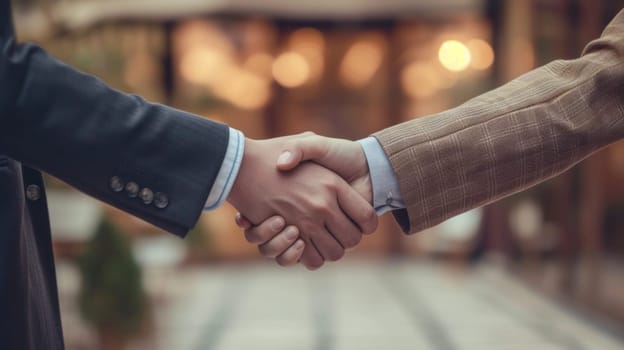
<box><xmin>276</xmin><ymin>136</ymin><xmax>330</xmax><ymax>171</ymax></box>
<box><xmin>258</xmin><ymin>226</ymin><xmax>300</xmax><ymax>258</ymax></box>
<box><xmin>309</xmin><ymin>227</ymin><xmax>345</xmax><ymax>262</ymax></box>
<box><xmin>244</xmin><ymin>216</ymin><xmax>285</xmax><ymax>244</ymax></box>
<box><xmin>336</xmin><ymin>181</ymin><xmax>378</xmax><ymax>235</ymax></box>
<box><xmin>276</xmin><ymin>239</ymin><xmax>305</xmax><ymax>267</ymax></box>
<box><xmin>322</xmin><ymin>195</ymin><xmax>362</xmax><ymax>249</ymax></box>
<box><xmin>299</xmin><ymin>238</ymin><xmax>325</xmax><ymax>270</ymax></box>
<box><xmin>325</xmin><ymin>208</ymin><xmax>362</xmax><ymax>250</ymax></box>
<box><xmin>235</xmin><ymin>213</ymin><xmax>253</xmax><ymax>230</ymax></box>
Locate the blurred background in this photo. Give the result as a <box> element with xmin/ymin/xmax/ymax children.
<box><xmin>10</xmin><ymin>0</ymin><xmax>624</xmax><ymax>349</ymax></box>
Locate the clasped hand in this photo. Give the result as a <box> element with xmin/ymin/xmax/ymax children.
<box><xmin>227</xmin><ymin>132</ymin><xmax>376</xmax><ymax>270</ymax></box>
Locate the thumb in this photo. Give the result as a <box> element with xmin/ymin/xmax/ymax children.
<box><xmin>276</xmin><ymin>137</ymin><xmax>330</xmax><ymax>171</ymax></box>
<box><xmin>235</xmin><ymin>213</ymin><xmax>253</xmax><ymax>229</ymax></box>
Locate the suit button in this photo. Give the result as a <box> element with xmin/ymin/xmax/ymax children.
<box><xmin>140</xmin><ymin>188</ymin><xmax>154</xmax><ymax>205</ymax></box>
<box><xmin>26</xmin><ymin>184</ymin><xmax>41</xmax><ymax>201</ymax></box>
<box><xmin>125</xmin><ymin>182</ymin><xmax>139</xmax><ymax>198</ymax></box>
<box><xmin>110</xmin><ymin>176</ymin><xmax>124</xmax><ymax>192</ymax></box>
<box><xmin>154</xmin><ymin>192</ymin><xmax>169</xmax><ymax>209</ymax></box>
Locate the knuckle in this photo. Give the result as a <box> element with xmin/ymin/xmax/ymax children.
<box><xmin>332</xmin><ymin>175</ymin><xmax>343</xmax><ymax>187</ymax></box>
<box><xmin>309</xmin><ymin>198</ymin><xmax>324</xmax><ymax>211</ymax></box>
<box><xmin>318</xmin><ymin>206</ymin><xmax>334</xmax><ymax>218</ymax></box>
<box><xmin>280</xmin><ymin>233</ymin><xmax>298</xmax><ymax>248</ymax></box>
<box><xmin>311</xmin><ymin>200</ymin><xmax>333</xmax><ymax>217</ymax></box>
<box><xmin>257</xmin><ymin>244</ymin><xmax>275</xmax><ymax>257</ymax></box>
<box><xmin>244</xmin><ymin>229</ymin><xmax>261</xmax><ymax>243</ymax></box>
<box><xmin>322</xmin><ymin>174</ymin><xmax>337</xmax><ymax>185</ymax></box>
<box><xmin>322</xmin><ymin>175</ymin><xmax>340</xmax><ymax>189</ymax></box>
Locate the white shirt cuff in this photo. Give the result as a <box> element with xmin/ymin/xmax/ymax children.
<box><xmin>358</xmin><ymin>136</ymin><xmax>405</xmax><ymax>215</ymax></box>
<box><xmin>204</xmin><ymin>128</ymin><xmax>245</xmax><ymax>210</ymax></box>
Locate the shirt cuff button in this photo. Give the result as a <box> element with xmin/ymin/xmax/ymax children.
<box><xmin>385</xmin><ymin>192</ymin><xmax>394</xmax><ymax>206</ymax></box>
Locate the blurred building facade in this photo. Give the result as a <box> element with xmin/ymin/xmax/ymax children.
<box><xmin>10</xmin><ymin>0</ymin><xmax>624</xmax><ymax>343</ymax></box>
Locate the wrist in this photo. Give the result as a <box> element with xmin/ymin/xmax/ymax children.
<box><xmin>227</xmin><ymin>137</ymin><xmax>256</xmax><ymax>207</ymax></box>
<box><xmin>353</xmin><ymin>142</ymin><xmax>373</xmax><ymax>205</ymax></box>
<box><xmin>352</xmin><ymin>173</ymin><xmax>373</xmax><ymax>206</ymax></box>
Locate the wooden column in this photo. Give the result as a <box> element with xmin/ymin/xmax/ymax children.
<box><xmin>577</xmin><ymin>0</ymin><xmax>604</xmax><ymax>304</ymax></box>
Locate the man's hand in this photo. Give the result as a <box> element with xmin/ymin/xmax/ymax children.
<box><xmin>235</xmin><ymin>213</ymin><xmax>306</xmax><ymax>266</ymax></box>
<box><xmin>235</xmin><ymin>133</ymin><xmax>375</xmax><ymax>269</ymax></box>
<box><xmin>228</xmin><ymin>136</ymin><xmax>377</xmax><ymax>270</ymax></box>
<box><xmin>276</xmin><ymin>132</ymin><xmax>372</xmax><ymax>203</ymax></box>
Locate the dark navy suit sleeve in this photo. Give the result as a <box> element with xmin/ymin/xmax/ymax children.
<box><xmin>0</xmin><ymin>1</ymin><xmax>229</xmax><ymax>236</ymax></box>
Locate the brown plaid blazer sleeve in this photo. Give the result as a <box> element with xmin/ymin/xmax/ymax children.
<box><xmin>374</xmin><ymin>9</ymin><xmax>624</xmax><ymax>234</ymax></box>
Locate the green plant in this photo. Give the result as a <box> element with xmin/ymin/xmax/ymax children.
<box><xmin>79</xmin><ymin>218</ymin><xmax>147</xmax><ymax>349</ymax></box>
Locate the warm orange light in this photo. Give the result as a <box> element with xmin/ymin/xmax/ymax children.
<box><xmin>401</xmin><ymin>62</ymin><xmax>439</xmax><ymax>99</ymax></box>
<box><xmin>174</xmin><ymin>21</ymin><xmax>233</xmax><ymax>57</ymax></box>
<box><xmin>288</xmin><ymin>28</ymin><xmax>325</xmax><ymax>80</ymax></box>
<box><xmin>272</xmin><ymin>52</ymin><xmax>311</xmax><ymax>88</ymax></box>
<box><xmin>438</xmin><ymin>40</ymin><xmax>471</xmax><ymax>72</ymax></box>
<box><xmin>339</xmin><ymin>36</ymin><xmax>384</xmax><ymax>88</ymax></box>
<box><xmin>467</xmin><ymin>39</ymin><xmax>494</xmax><ymax>70</ymax></box>
<box><xmin>289</xmin><ymin>28</ymin><xmax>325</xmax><ymax>52</ymax></box>
<box><xmin>244</xmin><ymin>52</ymin><xmax>274</xmax><ymax>78</ymax></box>
<box><xmin>180</xmin><ymin>47</ymin><xmax>229</xmax><ymax>86</ymax></box>
<box><xmin>220</xmin><ymin>71</ymin><xmax>271</xmax><ymax>110</ymax></box>
<box><xmin>513</xmin><ymin>39</ymin><xmax>535</xmax><ymax>73</ymax></box>
<box><xmin>213</xmin><ymin>66</ymin><xmax>271</xmax><ymax>110</ymax></box>
<box><xmin>180</xmin><ymin>48</ymin><xmax>271</xmax><ymax>109</ymax></box>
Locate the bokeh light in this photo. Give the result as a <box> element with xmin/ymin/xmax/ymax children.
<box><xmin>179</xmin><ymin>47</ymin><xmax>229</xmax><ymax>86</ymax></box>
<box><xmin>466</xmin><ymin>39</ymin><xmax>494</xmax><ymax>70</ymax></box>
<box><xmin>243</xmin><ymin>52</ymin><xmax>274</xmax><ymax>78</ymax></box>
<box><xmin>339</xmin><ymin>34</ymin><xmax>384</xmax><ymax>88</ymax></box>
<box><xmin>289</xmin><ymin>27</ymin><xmax>325</xmax><ymax>53</ymax></box>
<box><xmin>272</xmin><ymin>51</ymin><xmax>311</xmax><ymax>88</ymax></box>
<box><xmin>217</xmin><ymin>69</ymin><xmax>271</xmax><ymax>110</ymax></box>
<box><xmin>288</xmin><ymin>27</ymin><xmax>325</xmax><ymax>80</ymax></box>
<box><xmin>174</xmin><ymin>20</ymin><xmax>234</xmax><ymax>58</ymax></box>
<box><xmin>401</xmin><ymin>61</ymin><xmax>438</xmax><ymax>98</ymax></box>
<box><xmin>401</xmin><ymin>61</ymin><xmax>457</xmax><ymax>99</ymax></box>
<box><xmin>438</xmin><ymin>40</ymin><xmax>471</xmax><ymax>72</ymax></box>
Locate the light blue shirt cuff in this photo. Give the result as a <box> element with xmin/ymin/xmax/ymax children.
<box><xmin>357</xmin><ymin>136</ymin><xmax>405</xmax><ymax>215</ymax></box>
<box><xmin>204</xmin><ymin>128</ymin><xmax>245</xmax><ymax>210</ymax></box>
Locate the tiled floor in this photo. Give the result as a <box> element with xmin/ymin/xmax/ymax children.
<box><xmin>150</xmin><ymin>261</ymin><xmax>624</xmax><ymax>350</ymax></box>
<box><xmin>59</xmin><ymin>260</ymin><xmax>624</xmax><ymax>350</ymax></box>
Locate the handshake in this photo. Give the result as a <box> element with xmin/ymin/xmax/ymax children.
<box><xmin>226</xmin><ymin>132</ymin><xmax>378</xmax><ymax>270</ymax></box>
